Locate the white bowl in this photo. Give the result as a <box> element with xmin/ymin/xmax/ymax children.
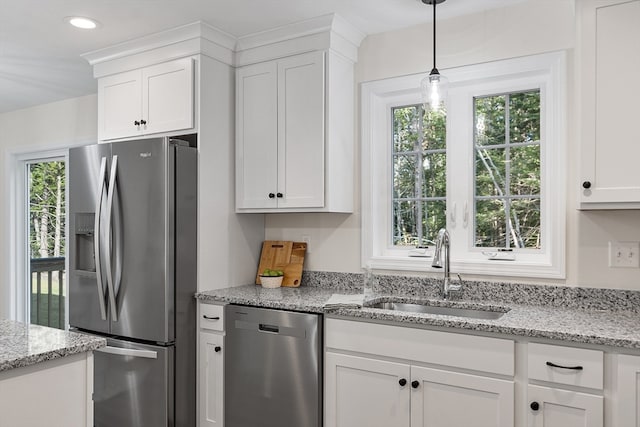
<box><xmin>260</xmin><ymin>275</ymin><xmax>283</xmax><ymax>288</ymax></box>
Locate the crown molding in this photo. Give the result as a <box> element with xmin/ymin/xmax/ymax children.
<box><xmin>83</xmin><ymin>15</ymin><xmax>366</xmax><ymax>75</ymax></box>
<box><xmin>82</xmin><ymin>21</ymin><xmax>236</xmax><ymax>74</ymax></box>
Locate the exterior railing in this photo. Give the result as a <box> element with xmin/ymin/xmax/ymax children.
<box><xmin>30</xmin><ymin>257</ymin><xmax>65</xmax><ymax>330</ymax></box>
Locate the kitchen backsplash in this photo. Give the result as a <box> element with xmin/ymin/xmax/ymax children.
<box><xmin>300</xmin><ymin>271</ymin><xmax>640</xmax><ymax>313</ymax></box>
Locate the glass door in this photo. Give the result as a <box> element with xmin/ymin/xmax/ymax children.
<box><xmin>27</xmin><ymin>159</ymin><xmax>66</xmax><ymax>329</ymax></box>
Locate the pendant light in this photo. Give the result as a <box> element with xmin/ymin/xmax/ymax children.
<box><xmin>420</xmin><ymin>0</ymin><xmax>448</xmax><ymax>112</ymax></box>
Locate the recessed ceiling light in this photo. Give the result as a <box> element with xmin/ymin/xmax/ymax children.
<box><xmin>65</xmin><ymin>16</ymin><xmax>100</xmax><ymax>30</ymax></box>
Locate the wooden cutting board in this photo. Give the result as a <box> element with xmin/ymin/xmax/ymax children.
<box><xmin>255</xmin><ymin>240</ymin><xmax>306</xmax><ymax>287</ymax></box>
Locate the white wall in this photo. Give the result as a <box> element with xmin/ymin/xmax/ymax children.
<box><xmin>265</xmin><ymin>0</ymin><xmax>640</xmax><ymax>290</ymax></box>
<box><xmin>0</xmin><ymin>94</ymin><xmax>98</xmax><ymax>319</ymax></box>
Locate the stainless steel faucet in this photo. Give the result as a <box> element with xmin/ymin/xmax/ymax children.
<box><xmin>431</xmin><ymin>228</ymin><xmax>461</xmax><ymax>299</ymax></box>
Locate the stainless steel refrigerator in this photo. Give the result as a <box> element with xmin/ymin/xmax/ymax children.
<box><xmin>68</xmin><ymin>136</ymin><xmax>197</xmax><ymax>427</ymax></box>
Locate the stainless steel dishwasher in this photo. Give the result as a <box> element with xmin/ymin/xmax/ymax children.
<box><xmin>225</xmin><ymin>304</ymin><xmax>322</xmax><ymax>427</ymax></box>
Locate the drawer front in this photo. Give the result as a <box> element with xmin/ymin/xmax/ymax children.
<box><xmin>528</xmin><ymin>343</ymin><xmax>603</xmax><ymax>389</ymax></box>
<box><xmin>199</xmin><ymin>303</ymin><xmax>225</xmax><ymax>331</ymax></box>
<box><xmin>325</xmin><ymin>318</ymin><xmax>514</xmax><ymax>376</ymax></box>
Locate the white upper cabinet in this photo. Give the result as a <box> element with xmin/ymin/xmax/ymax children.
<box><xmin>236</xmin><ymin>51</ymin><xmax>326</xmax><ymax>211</ymax></box>
<box><xmin>98</xmin><ymin>58</ymin><xmax>194</xmax><ymax>141</ymax></box>
<box><xmin>579</xmin><ymin>0</ymin><xmax>640</xmax><ymax>208</ymax></box>
<box><xmin>234</xmin><ymin>16</ymin><xmax>362</xmax><ymax>213</ymax></box>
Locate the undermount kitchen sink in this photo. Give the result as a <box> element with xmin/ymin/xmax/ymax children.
<box><xmin>367</xmin><ymin>301</ymin><xmax>509</xmax><ymax>320</ymax></box>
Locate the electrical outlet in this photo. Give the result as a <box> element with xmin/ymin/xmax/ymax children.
<box><xmin>608</xmin><ymin>241</ymin><xmax>640</xmax><ymax>268</ymax></box>
<box><xmin>302</xmin><ymin>235</ymin><xmax>311</xmax><ymax>253</ymax></box>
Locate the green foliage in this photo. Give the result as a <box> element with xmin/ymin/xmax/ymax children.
<box><xmin>29</xmin><ymin>161</ymin><xmax>66</xmax><ymax>258</ymax></box>
<box><xmin>391</xmin><ymin>89</ymin><xmax>541</xmax><ymax>250</ymax></box>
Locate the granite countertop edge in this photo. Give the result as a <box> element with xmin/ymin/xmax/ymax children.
<box><xmin>196</xmin><ymin>285</ymin><xmax>640</xmax><ymax>350</ymax></box>
<box><xmin>0</xmin><ymin>321</ymin><xmax>107</xmax><ymax>373</ymax></box>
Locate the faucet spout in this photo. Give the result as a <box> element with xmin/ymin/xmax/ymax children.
<box><xmin>431</xmin><ymin>228</ymin><xmax>460</xmax><ymax>299</ymax></box>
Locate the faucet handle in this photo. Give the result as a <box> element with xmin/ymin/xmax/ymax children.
<box><xmin>448</xmin><ymin>273</ymin><xmax>464</xmax><ymax>293</ymax></box>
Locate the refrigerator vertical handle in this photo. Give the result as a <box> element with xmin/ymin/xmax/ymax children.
<box><xmin>94</xmin><ymin>157</ymin><xmax>108</xmax><ymax>321</ymax></box>
<box><xmin>105</xmin><ymin>155</ymin><xmax>119</xmax><ymax>322</ymax></box>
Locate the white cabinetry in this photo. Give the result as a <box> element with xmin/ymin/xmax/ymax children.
<box><xmin>325</xmin><ymin>352</ymin><xmax>410</xmax><ymax>427</ymax></box>
<box><xmin>236</xmin><ymin>50</ymin><xmax>354</xmax><ymax>213</ymax></box>
<box><xmin>613</xmin><ymin>354</ymin><xmax>640</xmax><ymax>427</ymax></box>
<box><xmin>325</xmin><ymin>318</ymin><xmax>515</xmax><ymax>427</ymax></box>
<box><xmin>526</xmin><ymin>343</ymin><xmax>604</xmax><ymax>427</ymax></box>
<box><xmin>0</xmin><ymin>352</ymin><xmax>94</xmax><ymax>427</ymax></box>
<box><xmin>98</xmin><ymin>58</ymin><xmax>194</xmax><ymax>140</ymax></box>
<box><xmin>579</xmin><ymin>0</ymin><xmax>640</xmax><ymax>208</ymax></box>
<box><xmin>198</xmin><ymin>303</ymin><xmax>225</xmax><ymax>427</ymax></box>
<box><xmin>527</xmin><ymin>384</ymin><xmax>603</xmax><ymax>427</ymax></box>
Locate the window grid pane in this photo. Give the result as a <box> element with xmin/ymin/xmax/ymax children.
<box><xmin>392</xmin><ymin>105</ymin><xmax>446</xmax><ymax>247</ymax></box>
<box><xmin>473</xmin><ymin>90</ymin><xmax>541</xmax><ymax>249</ymax></box>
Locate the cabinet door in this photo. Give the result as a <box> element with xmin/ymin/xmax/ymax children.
<box><xmin>410</xmin><ymin>366</ymin><xmax>514</xmax><ymax>427</ymax></box>
<box><xmin>236</xmin><ymin>61</ymin><xmax>278</xmax><ymax>209</ymax></box>
<box><xmin>142</xmin><ymin>58</ymin><xmax>194</xmax><ymax>136</ymax></box>
<box><xmin>325</xmin><ymin>352</ymin><xmax>410</xmax><ymax>427</ymax></box>
<box><xmin>98</xmin><ymin>69</ymin><xmax>142</xmax><ymax>140</ymax></box>
<box><xmin>527</xmin><ymin>384</ymin><xmax>602</xmax><ymax>427</ymax></box>
<box><xmin>277</xmin><ymin>51</ymin><xmax>325</xmax><ymax>209</ymax></box>
<box><xmin>614</xmin><ymin>354</ymin><xmax>640</xmax><ymax>427</ymax></box>
<box><xmin>199</xmin><ymin>331</ymin><xmax>224</xmax><ymax>427</ymax></box>
<box><xmin>579</xmin><ymin>0</ymin><xmax>640</xmax><ymax>208</ymax></box>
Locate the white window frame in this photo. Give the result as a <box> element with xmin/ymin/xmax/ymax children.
<box><xmin>361</xmin><ymin>51</ymin><xmax>567</xmax><ymax>279</ymax></box>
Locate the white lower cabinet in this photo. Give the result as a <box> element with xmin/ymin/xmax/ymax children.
<box><xmin>527</xmin><ymin>384</ymin><xmax>603</xmax><ymax>427</ymax></box>
<box><xmin>325</xmin><ymin>318</ymin><xmax>515</xmax><ymax>427</ymax></box>
<box><xmin>411</xmin><ymin>366</ymin><xmax>514</xmax><ymax>427</ymax></box>
<box><xmin>613</xmin><ymin>354</ymin><xmax>640</xmax><ymax>427</ymax></box>
<box><xmin>526</xmin><ymin>343</ymin><xmax>603</xmax><ymax>427</ymax></box>
<box><xmin>325</xmin><ymin>353</ymin><xmax>410</xmax><ymax>427</ymax></box>
<box><xmin>199</xmin><ymin>303</ymin><xmax>225</xmax><ymax>427</ymax></box>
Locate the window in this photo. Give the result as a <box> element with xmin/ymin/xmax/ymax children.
<box><xmin>362</xmin><ymin>52</ymin><xmax>566</xmax><ymax>278</ymax></box>
<box><xmin>392</xmin><ymin>105</ymin><xmax>446</xmax><ymax>247</ymax></box>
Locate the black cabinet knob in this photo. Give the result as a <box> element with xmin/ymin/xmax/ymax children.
<box><xmin>214</xmin><ymin>346</ymin><xmax>221</xmax><ymax>353</ymax></box>
<box><xmin>411</xmin><ymin>380</ymin><xmax>420</xmax><ymax>389</ymax></box>
<box><xmin>268</xmin><ymin>193</ymin><xmax>275</xmax><ymax>199</ymax></box>
<box><xmin>530</xmin><ymin>401</ymin><xmax>540</xmax><ymax>411</ymax></box>
<box><xmin>276</xmin><ymin>192</ymin><xmax>283</xmax><ymax>198</ymax></box>
<box><xmin>140</xmin><ymin>119</ymin><xmax>147</xmax><ymax>125</ymax></box>
<box><xmin>399</xmin><ymin>378</ymin><xmax>407</xmax><ymax>387</ymax></box>
<box><xmin>134</xmin><ymin>120</ymin><xmax>140</xmax><ymax>126</ymax></box>
<box><xmin>582</xmin><ymin>181</ymin><xmax>591</xmax><ymax>189</ymax></box>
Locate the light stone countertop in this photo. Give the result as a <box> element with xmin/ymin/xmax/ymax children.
<box><xmin>0</xmin><ymin>319</ymin><xmax>106</xmax><ymax>373</ymax></box>
<box><xmin>196</xmin><ymin>282</ymin><xmax>640</xmax><ymax>350</ymax></box>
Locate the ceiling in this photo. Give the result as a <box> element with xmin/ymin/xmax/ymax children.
<box><xmin>0</xmin><ymin>0</ymin><xmax>525</xmax><ymax>114</ymax></box>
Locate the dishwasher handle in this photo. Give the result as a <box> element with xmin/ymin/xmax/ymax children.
<box><xmin>258</xmin><ymin>323</ymin><xmax>279</xmax><ymax>334</ymax></box>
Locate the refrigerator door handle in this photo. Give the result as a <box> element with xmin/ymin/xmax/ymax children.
<box><xmin>105</xmin><ymin>155</ymin><xmax>119</xmax><ymax>322</ymax></box>
<box><xmin>94</xmin><ymin>157</ymin><xmax>108</xmax><ymax>321</ymax></box>
<box><xmin>97</xmin><ymin>345</ymin><xmax>158</xmax><ymax>359</ymax></box>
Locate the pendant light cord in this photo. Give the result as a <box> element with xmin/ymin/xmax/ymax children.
<box><xmin>433</xmin><ymin>0</ymin><xmax>437</xmax><ymax>72</ymax></box>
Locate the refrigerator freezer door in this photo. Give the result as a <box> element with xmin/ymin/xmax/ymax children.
<box><xmin>108</xmin><ymin>138</ymin><xmax>175</xmax><ymax>343</ymax></box>
<box><xmin>69</xmin><ymin>143</ymin><xmax>112</xmax><ymax>335</ymax></box>
<box><xmin>94</xmin><ymin>337</ymin><xmax>174</xmax><ymax>427</ymax></box>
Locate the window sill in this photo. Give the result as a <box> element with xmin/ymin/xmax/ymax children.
<box><xmin>366</xmin><ymin>255</ymin><xmax>565</xmax><ymax>280</ymax></box>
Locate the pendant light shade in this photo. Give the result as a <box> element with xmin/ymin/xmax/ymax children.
<box><xmin>420</xmin><ymin>0</ymin><xmax>447</xmax><ymax>112</ymax></box>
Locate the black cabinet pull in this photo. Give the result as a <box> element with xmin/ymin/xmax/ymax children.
<box><xmin>411</xmin><ymin>380</ymin><xmax>420</xmax><ymax>389</ymax></box>
<box><xmin>398</xmin><ymin>378</ymin><xmax>407</xmax><ymax>387</ymax></box>
<box><xmin>546</xmin><ymin>361</ymin><xmax>583</xmax><ymax>370</ymax></box>
<box><xmin>582</xmin><ymin>181</ymin><xmax>591</xmax><ymax>189</ymax></box>
<box><xmin>214</xmin><ymin>346</ymin><xmax>221</xmax><ymax>353</ymax></box>
<box><xmin>203</xmin><ymin>315</ymin><xmax>220</xmax><ymax>320</ymax></box>
<box><xmin>276</xmin><ymin>192</ymin><xmax>283</xmax><ymax>198</ymax></box>
<box><xmin>268</xmin><ymin>193</ymin><xmax>275</xmax><ymax>199</ymax></box>
<box><xmin>530</xmin><ymin>401</ymin><xmax>540</xmax><ymax>411</ymax></box>
<box><xmin>134</xmin><ymin>120</ymin><xmax>140</xmax><ymax>126</ymax></box>
<box><xmin>140</xmin><ymin>119</ymin><xmax>147</xmax><ymax>125</ymax></box>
